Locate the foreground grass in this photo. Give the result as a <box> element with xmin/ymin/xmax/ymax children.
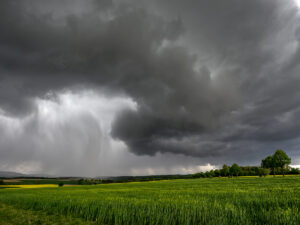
<box><xmin>0</xmin><ymin>176</ymin><xmax>299</xmax><ymax>225</ymax></box>
<box><xmin>0</xmin><ymin>203</ymin><xmax>96</xmax><ymax>225</ymax></box>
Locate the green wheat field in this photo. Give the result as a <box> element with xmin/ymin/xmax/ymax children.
<box><xmin>0</xmin><ymin>176</ymin><xmax>300</xmax><ymax>225</ymax></box>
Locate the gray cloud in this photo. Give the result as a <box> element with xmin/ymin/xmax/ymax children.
<box><xmin>0</xmin><ymin>0</ymin><xmax>300</xmax><ymax>175</ymax></box>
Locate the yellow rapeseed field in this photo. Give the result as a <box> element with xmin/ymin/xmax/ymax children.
<box><xmin>0</xmin><ymin>184</ymin><xmax>57</xmax><ymax>189</ymax></box>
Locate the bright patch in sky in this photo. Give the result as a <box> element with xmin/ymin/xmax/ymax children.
<box><xmin>0</xmin><ymin>90</ymin><xmax>137</xmax><ymax>175</ymax></box>
<box><xmin>294</xmin><ymin>0</ymin><xmax>300</xmax><ymax>8</ymax></box>
<box><xmin>0</xmin><ymin>90</ymin><xmax>218</xmax><ymax>176</ymax></box>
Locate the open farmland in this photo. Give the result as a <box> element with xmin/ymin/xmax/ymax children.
<box><xmin>0</xmin><ymin>176</ymin><xmax>299</xmax><ymax>225</ymax></box>
<box><xmin>1</xmin><ymin>178</ymin><xmax>79</xmax><ymax>185</ymax></box>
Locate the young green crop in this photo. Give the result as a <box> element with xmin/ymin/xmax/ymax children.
<box><xmin>0</xmin><ymin>176</ymin><xmax>299</xmax><ymax>225</ymax></box>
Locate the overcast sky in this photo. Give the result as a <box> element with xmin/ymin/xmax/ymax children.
<box><xmin>0</xmin><ymin>0</ymin><xmax>300</xmax><ymax>176</ymax></box>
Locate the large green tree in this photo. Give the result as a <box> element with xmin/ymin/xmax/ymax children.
<box><xmin>272</xmin><ymin>149</ymin><xmax>291</xmax><ymax>176</ymax></box>
<box><xmin>229</xmin><ymin>164</ymin><xmax>241</xmax><ymax>177</ymax></box>
<box><xmin>262</xmin><ymin>150</ymin><xmax>291</xmax><ymax>176</ymax></box>
<box><xmin>221</xmin><ymin>164</ymin><xmax>230</xmax><ymax>177</ymax></box>
<box><xmin>261</xmin><ymin>155</ymin><xmax>275</xmax><ymax>175</ymax></box>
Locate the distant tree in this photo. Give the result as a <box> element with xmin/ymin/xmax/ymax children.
<box><xmin>272</xmin><ymin>149</ymin><xmax>291</xmax><ymax>176</ymax></box>
<box><xmin>214</xmin><ymin>169</ymin><xmax>221</xmax><ymax>177</ymax></box>
<box><xmin>0</xmin><ymin>179</ymin><xmax>4</xmax><ymax>185</ymax></box>
<box><xmin>192</xmin><ymin>173</ymin><xmax>200</xmax><ymax>178</ymax></box>
<box><xmin>230</xmin><ymin>164</ymin><xmax>241</xmax><ymax>177</ymax></box>
<box><xmin>261</xmin><ymin>156</ymin><xmax>275</xmax><ymax>175</ymax></box>
<box><xmin>78</xmin><ymin>179</ymin><xmax>84</xmax><ymax>185</ymax></box>
<box><xmin>199</xmin><ymin>172</ymin><xmax>206</xmax><ymax>178</ymax></box>
<box><xmin>209</xmin><ymin>170</ymin><xmax>215</xmax><ymax>177</ymax></box>
<box><xmin>205</xmin><ymin>171</ymin><xmax>214</xmax><ymax>178</ymax></box>
<box><xmin>257</xmin><ymin>168</ymin><xmax>270</xmax><ymax>177</ymax></box>
<box><xmin>58</xmin><ymin>182</ymin><xmax>64</xmax><ymax>187</ymax></box>
<box><xmin>221</xmin><ymin>164</ymin><xmax>230</xmax><ymax>177</ymax></box>
<box><xmin>241</xmin><ymin>166</ymin><xmax>259</xmax><ymax>176</ymax></box>
<box><xmin>289</xmin><ymin>168</ymin><xmax>300</xmax><ymax>174</ymax></box>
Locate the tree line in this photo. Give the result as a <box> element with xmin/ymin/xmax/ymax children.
<box><xmin>193</xmin><ymin>149</ymin><xmax>299</xmax><ymax>178</ymax></box>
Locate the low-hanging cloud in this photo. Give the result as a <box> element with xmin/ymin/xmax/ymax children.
<box><xmin>0</xmin><ymin>0</ymin><xmax>300</xmax><ymax>175</ymax></box>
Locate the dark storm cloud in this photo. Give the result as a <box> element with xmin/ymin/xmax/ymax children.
<box><xmin>0</xmin><ymin>0</ymin><xmax>300</xmax><ymax>167</ymax></box>
<box><xmin>143</xmin><ymin>0</ymin><xmax>300</xmax><ymax>162</ymax></box>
